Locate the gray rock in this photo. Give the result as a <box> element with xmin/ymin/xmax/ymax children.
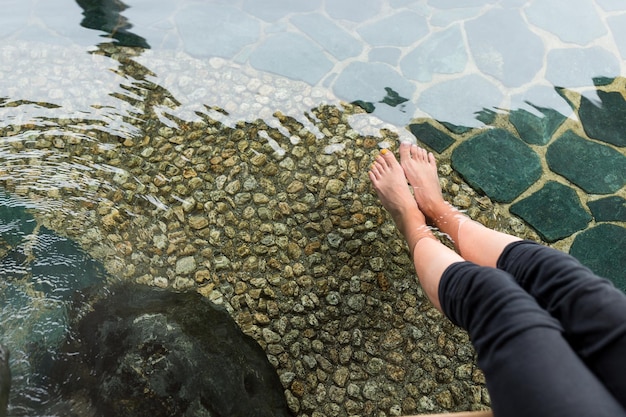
<box><xmin>175</xmin><ymin>256</ymin><xmax>197</xmax><ymax>275</ymax></box>
<box><xmin>54</xmin><ymin>284</ymin><xmax>292</xmax><ymax>417</ymax></box>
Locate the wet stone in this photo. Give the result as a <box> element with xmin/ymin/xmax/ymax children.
<box><xmin>243</xmin><ymin>0</ymin><xmax>319</xmax><ymax>22</ymax></box>
<box><xmin>588</xmin><ymin>196</ymin><xmax>626</xmax><ymax>222</ymax></box>
<box><xmin>417</xmin><ymin>74</ymin><xmax>502</xmax><ymax>129</ymax></box>
<box><xmin>608</xmin><ymin>13</ymin><xmax>626</xmax><ymax>59</ymax></box>
<box><xmin>333</xmin><ymin>61</ymin><xmax>416</xmax><ymax>125</ymax></box>
<box><xmin>546</xmin><ymin>131</ymin><xmax>626</xmax><ymax>194</ymax></box>
<box><xmin>546</xmin><ymin>47</ymin><xmax>619</xmax><ymax>88</ymax></box>
<box><xmin>249</xmin><ymin>33</ymin><xmax>334</xmax><ymax>85</ymax></box>
<box><xmin>465</xmin><ymin>8</ymin><xmax>544</xmax><ymax>87</ymax></box>
<box><xmin>525</xmin><ymin>0</ymin><xmax>606</xmax><ymax>45</ymax></box>
<box><xmin>290</xmin><ymin>13</ymin><xmax>362</xmax><ymax>60</ymax></box>
<box><xmin>176</xmin><ymin>3</ymin><xmax>260</xmax><ymax>58</ymax></box>
<box><xmin>409</xmin><ymin>122</ymin><xmax>455</xmax><ymax>153</ymax></box>
<box><xmin>508</xmin><ymin>105</ymin><xmax>566</xmax><ymax>146</ymax></box>
<box><xmin>570</xmin><ymin>224</ymin><xmax>626</xmax><ymax>291</ymax></box>
<box><xmin>324</xmin><ymin>0</ymin><xmax>382</xmax><ymax>22</ymax></box>
<box><xmin>369</xmin><ymin>47</ymin><xmax>402</xmax><ymax>65</ymax></box>
<box><xmin>451</xmin><ymin>129</ymin><xmax>542</xmax><ymax>203</ymax></box>
<box><xmin>400</xmin><ymin>24</ymin><xmax>466</xmax><ymax>83</ymax></box>
<box><xmin>577</xmin><ymin>90</ymin><xmax>626</xmax><ymax>147</ymax></box>
<box><xmin>176</xmin><ymin>256</ymin><xmax>197</xmax><ymax>275</ymax></box>
<box><xmin>510</xmin><ymin>181</ymin><xmax>592</xmax><ymax>242</ymax></box>
<box><xmin>56</xmin><ymin>285</ymin><xmax>292</xmax><ymax>416</ymax></box>
<box><xmin>357</xmin><ymin>11</ymin><xmax>429</xmax><ymax>47</ymax></box>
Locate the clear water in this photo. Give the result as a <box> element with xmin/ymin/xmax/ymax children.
<box><xmin>1</xmin><ymin>0</ymin><xmax>625</xmax><ymax>415</ymax></box>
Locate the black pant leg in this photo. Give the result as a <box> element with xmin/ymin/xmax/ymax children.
<box><xmin>497</xmin><ymin>241</ymin><xmax>626</xmax><ymax>407</ymax></box>
<box><xmin>439</xmin><ymin>262</ymin><xmax>626</xmax><ymax>417</ymax></box>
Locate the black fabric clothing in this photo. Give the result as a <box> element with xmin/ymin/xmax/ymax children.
<box><xmin>439</xmin><ymin>241</ymin><xmax>626</xmax><ymax>417</ymax></box>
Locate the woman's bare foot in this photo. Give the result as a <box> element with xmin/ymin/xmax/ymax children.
<box><xmin>368</xmin><ymin>149</ymin><xmax>435</xmax><ymax>253</ymax></box>
<box><xmin>398</xmin><ymin>142</ymin><xmax>449</xmax><ymax>220</ymax></box>
<box><xmin>398</xmin><ymin>142</ymin><xmax>473</xmax><ymax>251</ymax></box>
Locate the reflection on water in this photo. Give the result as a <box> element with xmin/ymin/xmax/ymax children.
<box><xmin>77</xmin><ymin>0</ymin><xmax>150</xmax><ymax>48</ymax></box>
<box><xmin>1</xmin><ymin>1</ymin><xmax>625</xmax><ymax>416</ymax></box>
<box><xmin>0</xmin><ymin>192</ymin><xmax>107</xmax><ymax>414</ymax></box>
<box><xmin>0</xmin><ymin>41</ymin><xmax>497</xmax><ymax>415</ymax></box>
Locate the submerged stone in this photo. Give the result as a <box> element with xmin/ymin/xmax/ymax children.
<box><xmin>524</xmin><ymin>0</ymin><xmax>606</xmax><ymax>45</ymax></box>
<box><xmin>546</xmin><ymin>131</ymin><xmax>626</xmax><ymax>194</ymax></box>
<box><xmin>608</xmin><ymin>13</ymin><xmax>626</xmax><ymax>59</ymax></box>
<box><xmin>509</xmin><ymin>105</ymin><xmax>567</xmax><ymax>146</ymax></box>
<box><xmin>546</xmin><ymin>47</ymin><xmax>619</xmax><ymax>88</ymax></box>
<box><xmin>249</xmin><ymin>33</ymin><xmax>333</xmax><ymax>85</ymax></box>
<box><xmin>577</xmin><ymin>90</ymin><xmax>626</xmax><ymax>147</ymax></box>
<box><xmin>176</xmin><ymin>3</ymin><xmax>260</xmax><ymax>58</ymax></box>
<box><xmin>368</xmin><ymin>47</ymin><xmax>402</xmax><ymax>65</ymax></box>
<box><xmin>325</xmin><ymin>0</ymin><xmax>383</xmax><ymax>21</ymax></box>
<box><xmin>357</xmin><ymin>11</ymin><xmax>429</xmax><ymax>47</ymax></box>
<box><xmin>475</xmin><ymin>108</ymin><xmax>500</xmax><ymax>126</ymax></box>
<box><xmin>417</xmin><ymin>74</ymin><xmax>503</xmax><ymax>128</ymax></box>
<box><xmin>465</xmin><ymin>8</ymin><xmax>544</xmax><ymax>87</ymax></box>
<box><xmin>409</xmin><ymin>122</ymin><xmax>455</xmax><ymax>153</ymax></box>
<box><xmin>333</xmin><ymin>62</ymin><xmax>416</xmax><ymax>125</ymax></box>
<box><xmin>54</xmin><ymin>285</ymin><xmax>292</xmax><ymax>417</ymax></box>
<box><xmin>510</xmin><ymin>181</ymin><xmax>592</xmax><ymax>242</ymax></box>
<box><xmin>570</xmin><ymin>224</ymin><xmax>626</xmax><ymax>291</ymax></box>
<box><xmin>243</xmin><ymin>0</ymin><xmax>320</xmax><ymax>22</ymax></box>
<box><xmin>291</xmin><ymin>13</ymin><xmax>362</xmax><ymax>60</ymax></box>
<box><xmin>441</xmin><ymin>121</ymin><xmax>473</xmax><ymax>135</ymax></box>
<box><xmin>400</xmin><ymin>24</ymin><xmax>467</xmax><ymax>83</ymax></box>
<box><xmin>451</xmin><ymin>129</ymin><xmax>542</xmax><ymax>203</ymax></box>
<box><xmin>588</xmin><ymin>196</ymin><xmax>626</xmax><ymax>222</ymax></box>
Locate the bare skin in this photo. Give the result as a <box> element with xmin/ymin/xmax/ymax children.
<box><xmin>368</xmin><ymin>149</ymin><xmax>435</xmax><ymax>254</ymax></box>
<box><xmin>369</xmin><ymin>149</ymin><xmax>464</xmax><ymax>311</ymax></box>
<box><xmin>398</xmin><ymin>142</ymin><xmax>520</xmax><ymax>268</ymax></box>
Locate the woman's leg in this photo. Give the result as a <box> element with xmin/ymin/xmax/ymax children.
<box><xmin>497</xmin><ymin>241</ymin><xmax>626</xmax><ymax>408</ymax></box>
<box><xmin>400</xmin><ymin>142</ymin><xmax>626</xmax><ymax>407</ymax></box>
<box><xmin>368</xmin><ymin>149</ymin><xmax>463</xmax><ymax>311</ymax></box>
<box><xmin>399</xmin><ymin>142</ymin><xmax>520</xmax><ymax>268</ymax></box>
<box><xmin>369</xmin><ymin>148</ymin><xmax>626</xmax><ymax>416</ymax></box>
<box><xmin>441</xmin><ymin>262</ymin><xmax>626</xmax><ymax>417</ymax></box>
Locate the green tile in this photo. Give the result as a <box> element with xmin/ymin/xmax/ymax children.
<box><xmin>441</xmin><ymin>121</ymin><xmax>472</xmax><ymax>135</ymax></box>
<box><xmin>510</xmin><ymin>181</ymin><xmax>592</xmax><ymax>242</ymax></box>
<box><xmin>570</xmin><ymin>224</ymin><xmax>626</xmax><ymax>291</ymax></box>
<box><xmin>588</xmin><ymin>196</ymin><xmax>626</xmax><ymax>222</ymax></box>
<box><xmin>546</xmin><ymin>130</ymin><xmax>626</xmax><ymax>194</ymax></box>
<box><xmin>408</xmin><ymin>122</ymin><xmax>455</xmax><ymax>153</ymax></box>
<box><xmin>451</xmin><ymin>129</ymin><xmax>542</xmax><ymax>203</ymax></box>
<box><xmin>578</xmin><ymin>90</ymin><xmax>626</xmax><ymax>147</ymax></box>
<box><xmin>509</xmin><ymin>105</ymin><xmax>566</xmax><ymax>146</ymax></box>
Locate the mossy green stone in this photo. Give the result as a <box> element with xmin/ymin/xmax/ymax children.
<box><xmin>409</xmin><ymin>122</ymin><xmax>455</xmax><ymax>153</ymax></box>
<box><xmin>451</xmin><ymin>129</ymin><xmax>542</xmax><ymax>203</ymax></box>
<box><xmin>509</xmin><ymin>105</ymin><xmax>566</xmax><ymax>146</ymax></box>
<box><xmin>510</xmin><ymin>181</ymin><xmax>592</xmax><ymax>242</ymax></box>
<box><xmin>570</xmin><ymin>224</ymin><xmax>626</xmax><ymax>291</ymax></box>
<box><xmin>588</xmin><ymin>196</ymin><xmax>626</xmax><ymax>222</ymax></box>
<box><xmin>546</xmin><ymin>131</ymin><xmax>626</xmax><ymax>194</ymax></box>
<box><xmin>441</xmin><ymin>121</ymin><xmax>472</xmax><ymax>135</ymax></box>
<box><xmin>578</xmin><ymin>90</ymin><xmax>626</xmax><ymax>146</ymax></box>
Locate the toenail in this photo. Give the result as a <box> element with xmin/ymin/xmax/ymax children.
<box><xmin>381</xmin><ymin>148</ymin><xmax>388</xmax><ymax>155</ymax></box>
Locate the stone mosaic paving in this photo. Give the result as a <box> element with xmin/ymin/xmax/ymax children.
<box><xmin>0</xmin><ymin>1</ymin><xmax>625</xmax><ymax>415</ymax></box>
<box><xmin>2</xmin><ymin>0</ymin><xmax>625</xmax><ymax>284</ymax></box>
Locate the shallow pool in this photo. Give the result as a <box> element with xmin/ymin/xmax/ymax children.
<box><xmin>0</xmin><ymin>0</ymin><xmax>625</xmax><ymax>416</ymax></box>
